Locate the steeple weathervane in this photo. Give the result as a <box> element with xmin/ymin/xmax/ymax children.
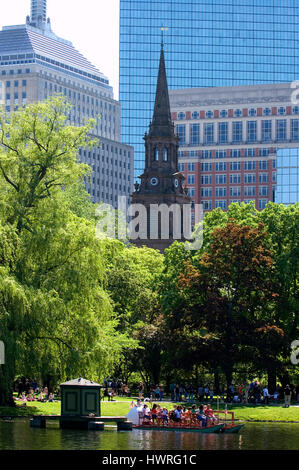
<box><xmin>160</xmin><ymin>26</ymin><xmax>168</xmax><ymax>50</ymax></box>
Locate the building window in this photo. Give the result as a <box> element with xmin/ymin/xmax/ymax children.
<box><xmin>162</xmin><ymin>148</ymin><xmax>168</xmax><ymax>161</ymax></box>
<box><xmin>247</xmin><ymin>121</ymin><xmax>257</xmax><ymax>142</ymax></box>
<box><xmin>277</xmin><ymin>106</ymin><xmax>286</xmax><ymax>115</ymax></box>
<box><xmin>178</xmin><ymin>163</ymin><xmax>184</xmax><ymax>172</ymax></box>
<box><xmin>230</xmin><ymin>162</ymin><xmax>241</xmax><ymax>171</ymax></box>
<box><xmin>249</xmin><ymin>108</ymin><xmax>257</xmax><ymax>116</ymax></box>
<box><xmin>259</xmin><ymin>199</ymin><xmax>268</xmax><ymax>209</ymax></box>
<box><xmin>216</xmin><ymin>150</ymin><xmax>226</xmax><ymax>159</ymax></box>
<box><xmin>192</xmin><ymin>111</ymin><xmax>199</xmax><ymax>119</ymax></box>
<box><xmin>244</xmin><ymin>161</ymin><xmax>256</xmax><ymax>170</ymax></box>
<box><xmin>291</xmin><ymin>119</ymin><xmax>299</xmax><ymax>141</ymax></box>
<box><xmin>202</xmin><ymin>150</ymin><xmax>212</xmax><ymax>159</ymax></box>
<box><xmin>230</xmin><ymin>149</ymin><xmax>241</xmax><ymax>158</ymax></box>
<box><xmin>262</xmin><ymin>120</ymin><xmax>272</xmax><ymax>142</ymax></box>
<box><xmin>201</xmin><ymin>162</ymin><xmax>212</xmax><ymax>172</ymax></box>
<box><xmin>244</xmin><ymin>186</ymin><xmax>256</xmax><ymax>197</ymax></box>
<box><xmin>230</xmin><ymin>174</ymin><xmax>241</xmax><ymax>184</ymax></box>
<box><xmin>190</xmin><ymin>123</ymin><xmax>200</xmax><ymax>145</ymax></box>
<box><xmin>178</xmin><ymin>112</ymin><xmax>185</xmax><ymax>120</ymax></box>
<box><xmin>233</xmin><ymin>121</ymin><xmax>243</xmax><ymax>143</ymax></box>
<box><xmin>215</xmin><ymin>162</ymin><xmax>226</xmax><ymax>171</ymax></box>
<box><xmin>215</xmin><ymin>200</ymin><xmax>227</xmax><ymax>209</ymax></box>
<box><xmin>215</xmin><ymin>187</ymin><xmax>226</xmax><ymax>197</ymax></box>
<box><xmin>206</xmin><ymin>110</ymin><xmax>214</xmax><ymax>118</ymax></box>
<box><xmin>203</xmin><ymin>200</ymin><xmax>212</xmax><ymax>210</ymax></box>
<box><xmin>22</xmin><ymin>80</ymin><xmax>27</xmax><ymax>86</ymax></box>
<box><xmin>259</xmin><ymin>186</ymin><xmax>268</xmax><ymax>196</ymax></box>
<box><xmin>259</xmin><ymin>160</ymin><xmax>268</xmax><ymax>170</ymax></box>
<box><xmin>202</xmin><ymin>187</ymin><xmax>212</xmax><ymax>197</ymax></box>
<box><xmin>234</xmin><ymin>109</ymin><xmax>242</xmax><ymax>117</ymax></box>
<box><xmin>259</xmin><ymin>173</ymin><xmax>268</xmax><ymax>183</ymax></box>
<box><xmin>244</xmin><ymin>173</ymin><xmax>255</xmax><ymax>184</ymax></box>
<box><xmin>244</xmin><ymin>148</ymin><xmax>256</xmax><ymax>157</ymax></box>
<box><xmin>276</xmin><ymin>120</ymin><xmax>287</xmax><ymax>141</ymax></box>
<box><xmin>204</xmin><ymin>123</ymin><xmax>214</xmax><ymax>144</ymax></box>
<box><xmin>215</xmin><ymin>174</ymin><xmax>226</xmax><ymax>184</ymax></box>
<box><xmin>201</xmin><ymin>174</ymin><xmax>212</xmax><ymax>185</ymax></box>
<box><xmin>218</xmin><ymin>122</ymin><xmax>228</xmax><ymax>144</ymax></box>
<box><xmin>188</xmin><ymin>175</ymin><xmax>195</xmax><ymax>184</ymax></box>
<box><xmin>154</xmin><ymin>148</ymin><xmax>159</xmax><ymax>161</ymax></box>
<box><xmin>176</xmin><ymin>124</ymin><xmax>186</xmax><ymax>144</ymax></box>
<box><xmin>292</xmin><ymin>106</ymin><xmax>299</xmax><ymax>114</ymax></box>
<box><xmin>230</xmin><ymin>187</ymin><xmax>241</xmax><ymax>197</ymax></box>
<box><xmin>263</xmin><ymin>108</ymin><xmax>272</xmax><ymax>116</ymax></box>
<box><xmin>188</xmin><ymin>163</ymin><xmax>195</xmax><ymax>172</ymax></box>
<box><xmin>220</xmin><ymin>110</ymin><xmax>228</xmax><ymax>118</ymax></box>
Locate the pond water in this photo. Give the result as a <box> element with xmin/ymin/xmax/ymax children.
<box><xmin>0</xmin><ymin>420</ymin><xmax>298</xmax><ymax>450</ymax></box>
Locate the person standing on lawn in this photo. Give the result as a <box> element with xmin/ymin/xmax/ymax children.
<box><xmin>284</xmin><ymin>385</ymin><xmax>292</xmax><ymax>407</ymax></box>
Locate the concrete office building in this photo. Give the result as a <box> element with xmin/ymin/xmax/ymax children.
<box><xmin>0</xmin><ymin>0</ymin><xmax>133</xmax><ymax>207</ymax></box>
<box><xmin>169</xmin><ymin>83</ymin><xmax>299</xmax><ymax>212</ymax></box>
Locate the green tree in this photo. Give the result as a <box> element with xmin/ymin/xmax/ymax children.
<box><xmin>0</xmin><ymin>97</ymin><xmax>133</xmax><ymax>405</ymax></box>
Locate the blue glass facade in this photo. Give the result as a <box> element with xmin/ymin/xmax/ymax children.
<box><xmin>275</xmin><ymin>148</ymin><xmax>299</xmax><ymax>204</ymax></box>
<box><xmin>120</xmin><ymin>0</ymin><xmax>299</xmax><ymax>178</ymax></box>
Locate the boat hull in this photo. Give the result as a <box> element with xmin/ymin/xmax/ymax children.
<box><xmin>133</xmin><ymin>423</ymin><xmax>224</xmax><ymax>433</ymax></box>
<box><xmin>221</xmin><ymin>424</ymin><xmax>245</xmax><ymax>433</ymax></box>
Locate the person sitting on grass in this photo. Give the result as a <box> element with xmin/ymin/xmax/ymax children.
<box><xmin>48</xmin><ymin>393</ymin><xmax>54</xmax><ymax>402</ymax></box>
<box><xmin>37</xmin><ymin>391</ymin><xmax>44</xmax><ymax>402</ymax></box>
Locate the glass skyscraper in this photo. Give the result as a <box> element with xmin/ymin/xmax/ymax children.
<box><xmin>275</xmin><ymin>148</ymin><xmax>299</xmax><ymax>204</ymax></box>
<box><xmin>120</xmin><ymin>0</ymin><xmax>299</xmax><ymax>178</ymax></box>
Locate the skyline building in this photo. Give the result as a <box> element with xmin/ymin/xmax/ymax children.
<box><xmin>169</xmin><ymin>82</ymin><xmax>299</xmax><ymax>212</ymax></box>
<box><xmin>0</xmin><ymin>0</ymin><xmax>134</xmax><ymax>207</ymax></box>
<box><xmin>120</xmin><ymin>0</ymin><xmax>299</xmax><ymax>182</ymax></box>
<box><xmin>275</xmin><ymin>148</ymin><xmax>299</xmax><ymax>205</ymax></box>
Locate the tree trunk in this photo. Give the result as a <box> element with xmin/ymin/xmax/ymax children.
<box><xmin>267</xmin><ymin>368</ymin><xmax>277</xmax><ymax>394</ymax></box>
<box><xmin>214</xmin><ymin>369</ymin><xmax>220</xmax><ymax>395</ymax></box>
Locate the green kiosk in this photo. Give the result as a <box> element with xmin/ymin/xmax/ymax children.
<box><xmin>60</xmin><ymin>377</ymin><xmax>103</xmax><ymax>429</ymax></box>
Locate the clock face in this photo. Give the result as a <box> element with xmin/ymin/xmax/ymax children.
<box><xmin>174</xmin><ymin>178</ymin><xmax>179</xmax><ymax>188</ymax></box>
<box><xmin>150</xmin><ymin>177</ymin><xmax>159</xmax><ymax>186</ymax></box>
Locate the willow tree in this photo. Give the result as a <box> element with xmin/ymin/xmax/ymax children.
<box><xmin>0</xmin><ymin>97</ymin><xmax>133</xmax><ymax>406</ymax></box>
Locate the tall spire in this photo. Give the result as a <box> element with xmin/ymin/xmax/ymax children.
<box><xmin>149</xmin><ymin>44</ymin><xmax>174</xmax><ymax>138</ymax></box>
<box><xmin>28</xmin><ymin>0</ymin><xmax>50</xmax><ymax>31</ymax></box>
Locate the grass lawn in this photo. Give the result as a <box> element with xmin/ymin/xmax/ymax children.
<box><xmin>0</xmin><ymin>398</ymin><xmax>298</xmax><ymax>422</ymax></box>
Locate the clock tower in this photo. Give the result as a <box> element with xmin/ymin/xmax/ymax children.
<box><xmin>130</xmin><ymin>43</ymin><xmax>191</xmax><ymax>252</ymax></box>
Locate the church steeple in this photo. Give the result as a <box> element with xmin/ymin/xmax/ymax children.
<box><xmin>149</xmin><ymin>46</ymin><xmax>173</xmax><ymax>138</ymax></box>
<box><xmin>130</xmin><ymin>41</ymin><xmax>191</xmax><ymax>252</ymax></box>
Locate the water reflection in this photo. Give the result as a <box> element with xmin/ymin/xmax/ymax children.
<box><xmin>0</xmin><ymin>420</ymin><xmax>298</xmax><ymax>451</ymax></box>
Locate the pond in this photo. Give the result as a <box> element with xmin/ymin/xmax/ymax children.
<box><xmin>0</xmin><ymin>420</ymin><xmax>298</xmax><ymax>450</ymax></box>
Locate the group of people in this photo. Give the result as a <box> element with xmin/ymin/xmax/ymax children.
<box><xmin>14</xmin><ymin>378</ymin><xmax>57</xmax><ymax>403</ymax></box>
<box><xmin>103</xmin><ymin>377</ymin><xmax>130</xmax><ymax>397</ymax></box>
<box><xmin>127</xmin><ymin>399</ymin><xmax>219</xmax><ymax>427</ymax></box>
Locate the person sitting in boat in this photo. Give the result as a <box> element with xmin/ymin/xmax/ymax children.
<box><xmin>151</xmin><ymin>404</ymin><xmax>158</xmax><ymax>423</ymax></box>
<box><xmin>196</xmin><ymin>405</ymin><xmax>206</xmax><ymax>427</ymax></box>
<box><xmin>172</xmin><ymin>405</ymin><xmax>182</xmax><ymax>423</ymax></box>
<box><xmin>161</xmin><ymin>407</ymin><xmax>169</xmax><ymax>424</ymax></box>
<box><xmin>205</xmin><ymin>404</ymin><xmax>218</xmax><ymax>425</ymax></box>
<box><xmin>143</xmin><ymin>404</ymin><xmax>151</xmax><ymax>423</ymax></box>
